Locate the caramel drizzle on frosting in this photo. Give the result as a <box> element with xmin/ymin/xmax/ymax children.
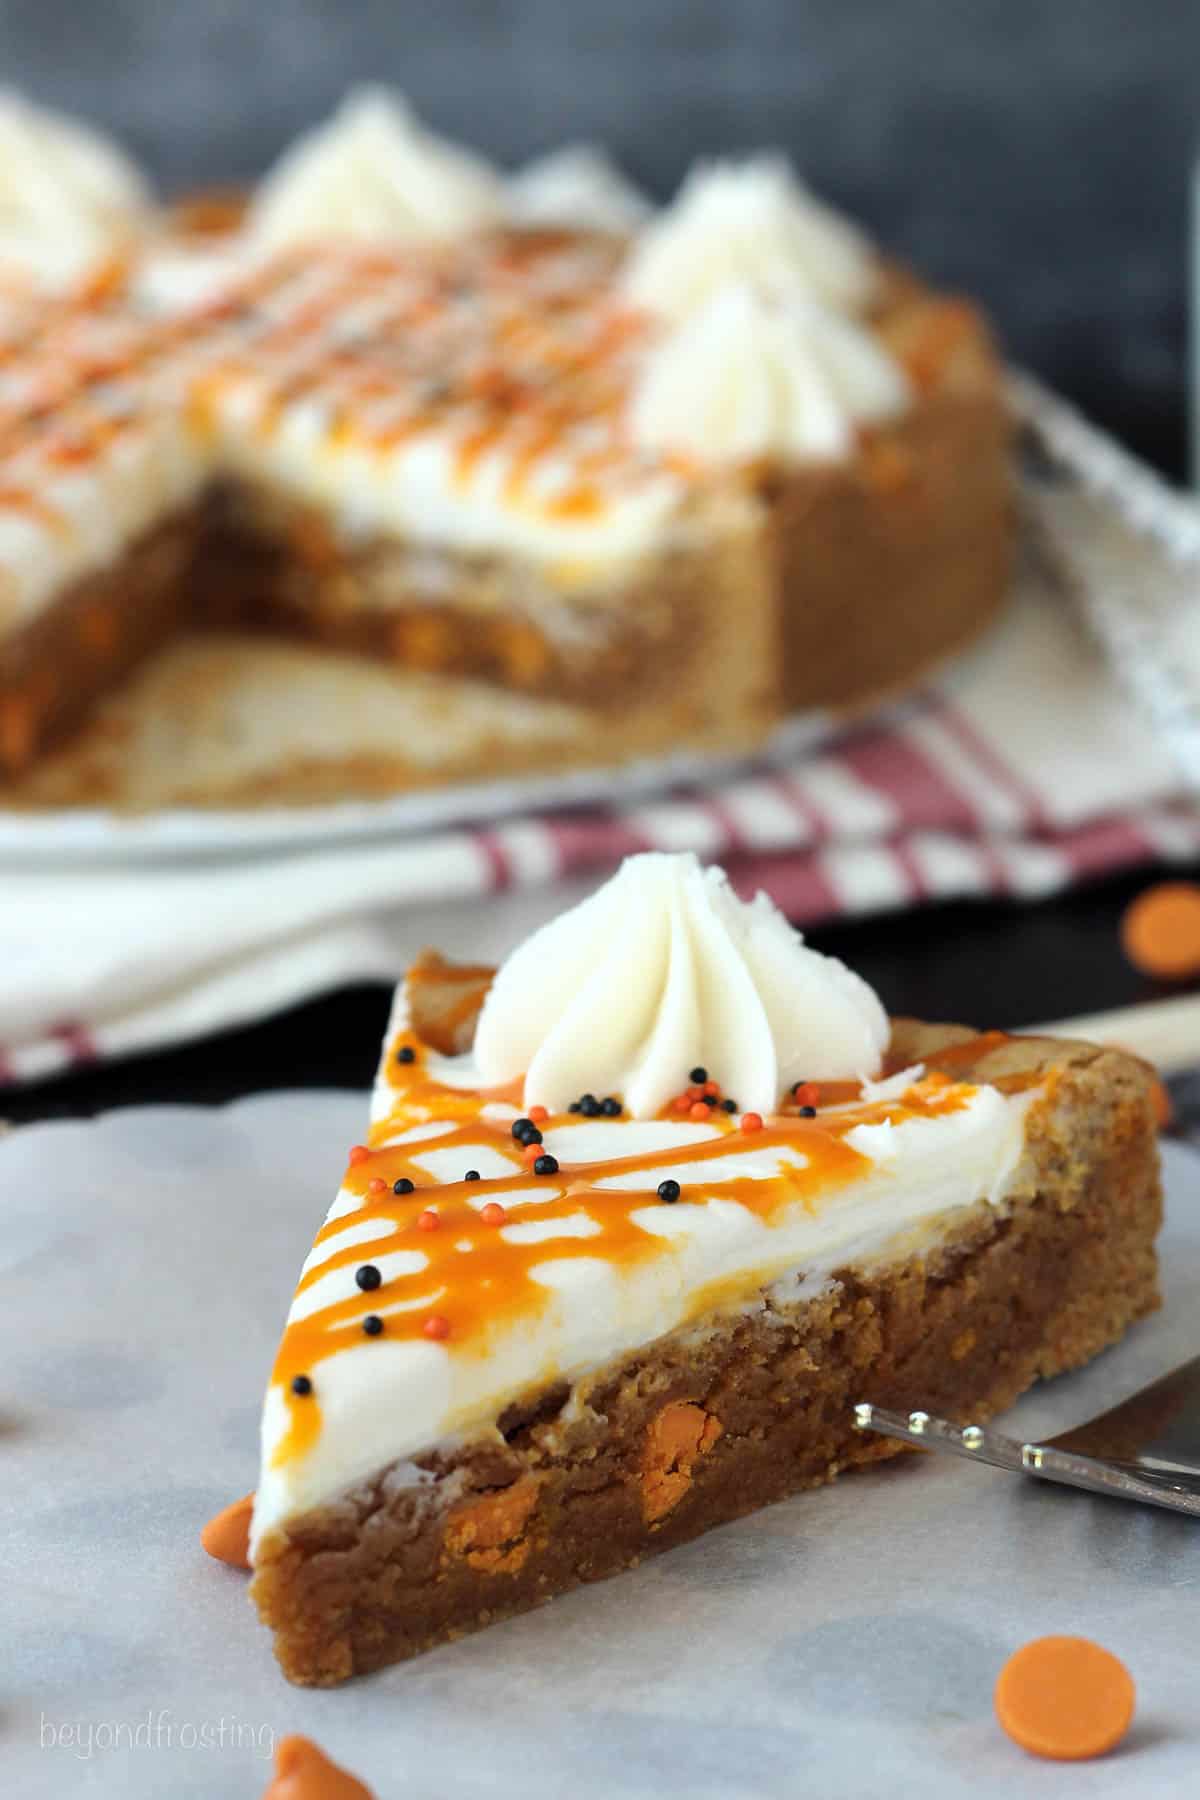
<box><xmin>0</xmin><ymin>273</ymin><xmax>200</xmax><ymax>543</ymax></box>
<box><xmin>267</xmin><ymin>1024</ymin><xmax>992</xmax><ymax>1470</ymax></box>
<box><xmin>177</xmin><ymin>234</ymin><xmax>662</xmax><ymax>523</ymax></box>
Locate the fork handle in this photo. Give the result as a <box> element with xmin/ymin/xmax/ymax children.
<box><xmin>854</xmin><ymin>1403</ymin><xmax>1200</xmax><ymax>1518</ymax></box>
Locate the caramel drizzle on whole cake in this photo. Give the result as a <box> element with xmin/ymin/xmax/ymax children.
<box><xmin>0</xmin><ymin>276</ymin><xmax>201</xmax><ymax>546</ymax></box>
<box><xmin>267</xmin><ymin>1026</ymin><xmax>991</xmax><ymax>1470</ymax></box>
<box><xmin>0</xmin><ymin>233</ymin><xmax>967</xmax><ymax>606</ymax></box>
<box><xmin>0</xmin><ymin>236</ymin><xmax>655</xmax><ymax>620</ymax></box>
<box><xmin>173</xmin><ymin>235</ymin><xmax>666</xmax><ymax>523</ymax></box>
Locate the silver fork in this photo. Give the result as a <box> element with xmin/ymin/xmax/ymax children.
<box><xmin>854</xmin><ymin>1356</ymin><xmax>1200</xmax><ymax>1517</ymax></box>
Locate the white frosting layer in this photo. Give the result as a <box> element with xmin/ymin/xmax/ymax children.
<box><xmin>630</xmin><ymin>284</ymin><xmax>911</xmax><ymax>463</ymax></box>
<box><xmin>472</xmin><ymin>853</ymin><xmax>888</xmax><ymax>1117</ymax></box>
<box><xmin>252</xmin><ymin>996</ymin><xmax>1034</xmax><ymax>1550</ymax></box>
<box><xmin>0</xmin><ymin>415</ymin><xmax>208</xmax><ymax>630</ymax></box>
<box><xmin>620</xmin><ymin>155</ymin><xmax>878</xmax><ymax>322</ymax></box>
<box><xmin>0</xmin><ymin>90</ymin><xmax>151</xmax><ymax>286</ymax></box>
<box><xmin>134</xmin><ymin>239</ymin><xmax>256</xmax><ymax>315</ymax></box>
<box><xmin>207</xmin><ymin>384</ymin><xmax>686</xmax><ymax>576</ymax></box>
<box><xmin>249</xmin><ymin>87</ymin><xmax>505</xmax><ymax>250</ymax></box>
<box><xmin>505</xmin><ymin>144</ymin><xmax>653</xmax><ymax>235</ymax></box>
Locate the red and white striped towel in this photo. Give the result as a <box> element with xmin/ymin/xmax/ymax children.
<box><xmin>1</xmin><ymin>589</ymin><xmax>1195</xmax><ymax>1089</ymax></box>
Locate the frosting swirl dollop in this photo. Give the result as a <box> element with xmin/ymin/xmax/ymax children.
<box><xmin>620</xmin><ymin>155</ymin><xmax>877</xmax><ymax>321</ymax></box>
<box><xmin>472</xmin><ymin>852</ymin><xmax>888</xmax><ymax>1118</ymax></box>
<box><xmin>0</xmin><ymin>89</ymin><xmax>150</xmax><ymax>286</ymax></box>
<box><xmin>505</xmin><ymin>144</ymin><xmax>653</xmax><ymax>235</ymax></box>
<box><xmin>249</xmin><ymin>86</ymin><xmax>504</xmax><ymax>250</ymax></box>
<box><xmin>629</xmin><ymin>284</ymin><xmax>911</xmax><ymax>463</ymax></box>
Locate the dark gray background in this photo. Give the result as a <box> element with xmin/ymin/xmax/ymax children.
<box><xmin>1</xmin><ymin>0</ymin><xmax>1195</xmax><ymax>473</ymax></box>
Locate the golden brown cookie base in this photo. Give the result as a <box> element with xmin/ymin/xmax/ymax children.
<box><xmin>0</xmin><ymin>505</ymin><xmax>776</xmax><ymax>810</ymax></box>
<box><xmin>0</xmin><ymin>508</ymin><xmax>203</xmax><ymax>777</ymax></box>
<box><xmin>250</xmin><ymin>1023</ymin><xmax>1160</xmax><ymax>1685</ymax></box>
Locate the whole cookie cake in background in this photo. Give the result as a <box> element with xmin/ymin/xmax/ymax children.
<box><xmin>0</xmin><ymin>86</ymin><xmax>1012</xmax><ymax>813</ymax></box>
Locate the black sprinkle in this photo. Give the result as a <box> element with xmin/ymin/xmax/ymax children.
<box><xmin>690</xmin><ymin>1066</ymin><xmax>708</xmax><ymax>1084</ymax></box>
<box><xmin>291</xmin><ymin>1374</ymin><xmax>313</xmax><ymax>1397</ymax></box>
<box><xmin>362</xmin><ymin>1315</ymin><xmax>384</xmax><ymax>1337</ymax></box>
<box><xmin>600</xmin><ymin>1097</ymin><xmax>622</xmax><ymax>1117</ymax></box>
<box><xmin>579</xmin><ymin>1093</ymin><xmax>600</xmax><ymax>1117</ymax></box>
<box><xmin>568</xmin><ymin>1102</ymin><xmax>582</xmax><ymax>1114</ymax></box>
<box><xmin>355</xmin><ymin>1264</ymin><xmax>382</xmax><ymax>1291</ymax></box>
<box><xmin>393</xmin><ymin>1177</ymin><xmax>415</xmax><ymax>1196</ymax></box>
<box><xmin>720</xmin><ymin>1098</ymin><xmax>738</xmax><ymax>1113</ymax></box>
<box><xmin>798</xmin><ymin>1105</ymin><xmax>817</xmax><ymax>1119</ymax></box>
<box><xmin>657</xmin><ymin>1179</ymin><xmax>681</xmax><ymax>1204</ymax></box>
<box><xmin>395</xmin><ymin>1046</ymin><xmax>416</xmax><ymax>1064</ymax></box>
<box><xmin>533</xmin><ymin>1153</ymin><xmax>560</xmax><ymax>1176</ymax></box>
<box><xmin>511</xmin><ymin>1117</ymin><xmax>535</xmax><ymax>1141</ymax></box>
<box><xmin>701</xmin><ymin>1093</ymin><xmax>718</xmax><ymax>1107</ymax></box>
<box><xmin>464</xmin><ymin>1169</ymin><xmax>481</xmax><ymax>1182</ymax></box>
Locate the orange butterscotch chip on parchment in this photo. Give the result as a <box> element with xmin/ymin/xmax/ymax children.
<box><xmin>1150</xmin><ymin>1077</ymin><xmax>1173</xmax><ymax>1131</ymax></box>
<box><xmin>995</xmin><ymin>1635</ymin><xmax>1135</xmax><ymax>1761</ymax></box>
<box><xmin>641</xmin><ymin>1400</ymin><xmax>723</xmax><ymax>1525</ymax></box>
<box><xmin>263</xmin><ymin>1734</ymin><xmax>375</xmax><ymax>1799</ymax></box>
<box><xmin>200</xmin><ymin>1492</ymin><xmax>254</xmax><ymax>1569</ymax></box>
<box><xmin>1121</xmin><ymin>881</ymin><xmax>1200</xmax><ymax>980</ymax></box>
<box><xmin>443</xmin><ymin>1475</ymin><xmax>540</xmax><ymax>1574</ymax></box>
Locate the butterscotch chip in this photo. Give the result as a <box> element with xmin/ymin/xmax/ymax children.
<box><xmin>443</xmin><ymin>1476</ymin><xmax>540</xmax><ymax>1573</ymax></box>
<box><xmin>200</xmin><ymin>1492</ymin><xmax>254</xmax><ymax>1569</ymax></box>
<box><xmin>995</xmin><ymin>1636</ymin><xmax>1135</xmax><ymax>1761</ymax></box>
<box><xmin>263</xmin><ymin>1734</ymin><xmax>375</xmax><ymax>1799</ymax></box>
<box><xmin>641</xmin><ymin>1401</ymin><xmax>723</xmax><ymax>1524</ymax></box>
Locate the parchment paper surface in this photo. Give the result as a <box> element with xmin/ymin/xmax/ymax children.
<box><xmin>2</xmin><ymin>1094</ymin><xmax>1198</xmax><ymax>1798</ymax></box>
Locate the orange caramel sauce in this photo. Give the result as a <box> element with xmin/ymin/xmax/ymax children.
<box><xmin>155</xmin><ymin>237</ymin><xmax>653</xmax><ymax>522</ymax></box>
<box><xmin>268</xmin><ymin>991</ymin><xmax>998</xmax><ymax>1469</ymax></box>
<box><xmin>0</xmin><ymin>486</ymin><xmax>70</xmax><ymax>535</ymax></box>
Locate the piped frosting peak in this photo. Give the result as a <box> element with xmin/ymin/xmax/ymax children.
<box><xmin>620</xmin><ymin>155</ymin><xmax>878</xmax><ymax>322</ymax></box>
<box><xmin>629</xmin><ymin>284</ymin><xmax>911</xmax><ymax>463</ymax></box>
<box><xmin>471</xmin><ymin>852</ymin><xmax>889</xmax><ymax>1118</ymax></box>
<box><xmin>249</xmin><ymin>86</ymin><xmax>504</xmax><ymax>250</ymax></box>
<box><xmin>0</xmin><ymin>88</ymin><xmax>151</xmax><ymax>286</ymax></box>
<box><xmin>505</xmin><ymin>143</ymin><xmax>653</xmax><ymax>235</ymax></box>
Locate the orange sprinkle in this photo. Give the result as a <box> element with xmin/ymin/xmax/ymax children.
<box><xmin>793</xmin><ymin>1082</ymin><xmax>820</xmax><ymax>1108</ymax></box>
<box><xmin>672</xmin><ymin>1095</ymin><xmax>691</xmax><ymax>1113</ymax></box>
<box><xmin>522</xmin><ymin>1142</ymin><xmax>543</xmax><ymax>1165</ymax></box>
<box><xmin>527</xmin><ymin>1105</ymin><xmax>549</xmax><ymax>1123</ymax></box>
<box><xmin>366</xmin><ymin>1176</ymin><xmax>388</xmax><ymax>1195</ymax></box>
<box><xmin>423</xmin><ymin>1314</ymin><xmax>451</xmax><ymax>1340</ymax></box>
<box><xmin>347</xmin><ymin>1144</ymin><xmax>370</xmax><ymax>1166</ymax></box>
<box><xmin>687</xmin><ymin>1084</ymin><xmax>706</xmax><ymax>1101</ymax></box>
<box><xmin>481</xmin><ymin>1201</ymin><xmax>507</xmax><ymax>1227</ymax></box>
<box><xmin>1120</xmin><ymin>881</ymin><xmax>1200</xmax><ymax>979</ymax></box>
<box><xmin>200</xmin><ymin>1492</ymin><xmax>254</xmax><ymax>1570</ymax></box>
<box><xmin>740</xmin><ymin>1112</ymin><xmax>764</xmax><ymax>1134</ymax></box>
<box><xmin>995</xmin><ymin>1636</ymin><xmax>1134</xmax><ymax>1761</ymax></box>
<box><xmin>689</xmin><ymin>1101</ymin><xmax>712</xmax><ymax>1122</ymax></box>
<box><xmin>416</xmin><ymin>1209</ymin><xmax>441</xmax><ymax>1232</ymax></box>
<box><xmin>264</xmin><ymin>1733</ymin><xmax>376</xmax><ymax>1798</ymax></box>
<box><xmin>702</xmin><ymin>1080</ymin><xmax>719</xmax><ymax>1096</ymax></box>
